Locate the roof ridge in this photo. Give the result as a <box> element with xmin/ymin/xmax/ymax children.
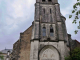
<box><xmin>75</xmin><ymin>40</ymin><xmax>80</xmax><ymax>44</ymax></box>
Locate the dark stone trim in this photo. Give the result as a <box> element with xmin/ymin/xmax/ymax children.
<box><xmin>35</xmin><ymin>20</ymin><xmax>40</xmax><ymax>22</ymax></box>
<box><xmin>40</xmin><ymin>22</ymin><xmax>56</xmax><ymax>24</ymax></box>
<box><xmin>30</xmin><ymin>38</ymin><xmax>40</xmax><ymax>42</ymax></box>
<box><xmin>41</xmin><ymin>40</ymin><xmax>67</xmax><ymax>42</ymax></box>
<box><xmin>59</xmin><ymin>40</ymin><xmax>67</xmax><ymax>42</ymax></box>
<box><xmin>54</xmin><ymin>3</ymin><xmax>60</xmax><ymax>4</ymax></box>
<box><xmin>40</xmin><ymin>40</ymin><xmax>59</xmax><ymax>42</ymax></box>
<box><xmin>57</xmin><ymin>20</ymin><xmax>62</xmax><ymax>23</ymax></box>
<box><xmin>32</xmin><ymin>21</ymin><xmax>34</xmax><ymax>25</ymax></box>
<box><xmin>31</xmin><ymin>39</ymin><xmax>66</xmax><ymax>42</ymax></box>
<box><xmin>33</xmin><ymin>38</ymin><xmax>40</xmax><ymax>40</ymax></box>
<box><xmin>59</xmin><ymin>40</ymin><xmax>65</xmax><ymax>41</ymax></box>
<box><xmin>30</xmin><ymin>40</ymin><xmax>34</xmax><ymax>42</ymax></box>
<box><xmin>35</xmin><ymin>3</ymin><xmax>40</xmax><ymax>6</ymax></box>
<box><xmin>61</xmin><ymin>16</ymin><xmax>66</xmax><ymax>20</ymax></box>
<box><xmin>67</xmin><ymin>44</ymin><xmax>70</xmax><ymax>47</ymax></box>
<box><xmin>36</xmin><ymin>2</ymin><xmax>59</xmax><ymax>5</ymax></box>
<box><xmin>20</xmin><ymin>33</ymin><xmax>24</xmax><ymax>35</ymax></box>
<box><xmin>64</xmin><ymin>40</ymin><xmax>67</xmax><ymax>43</ymax></box>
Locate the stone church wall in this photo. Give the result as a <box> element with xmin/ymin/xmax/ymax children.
<box><xmin>18</xmin><ymin>25</ymin><xmax>32</xmax><ymax>60</ymax></box>
<box><xmin>10</xmin><ymin>40</ymin><xmax>21</xmax><ymax>60</ymax></box>
<box><xmin>71</xmin><ymin>40</ymin><xmax>80</xmax><ymax>50</ymax></box>
<box><xmin>11</xmin><ymin>25</ymin><xmax>32</xmax><ymax>60</ymax></box>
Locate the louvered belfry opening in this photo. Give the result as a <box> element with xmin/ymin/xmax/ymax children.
<box><xmin>50</xmin><ymin>26</ymin><xmax>54</xmax><ymax>36</ymax></box>
<box><xmin>42</xmin><ymin>0</ymin><xmax>45</xmax><ymax>2</ymax></box>
<box><xmin>48</xmin><ymin>0</ymin><xmax>52</xmax><ymax>2</ymax></box>
<box><xmin>42</xmin><ymin>27</ymin><xmax>46</xmax><ymax>36</ymax></box>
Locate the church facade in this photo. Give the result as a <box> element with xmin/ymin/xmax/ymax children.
<box><xmin>30</xmin><ymin>0</ymin><xmax>70</xmax><ymax>60</ymax></box>
<box><xmin>10</xmin><ymin>0</ymin><xmax>71</xmax><ymax>60</ymax></box>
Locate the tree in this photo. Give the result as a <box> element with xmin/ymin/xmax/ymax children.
<box><xmin>65</xmin><ymin>56</ymin><xmax>71</xmax><ymax>60</ymax></box>
<box><xmin>0</xmin><ymin>52</ymin><xmax>4</xmax><ymax>60</ymax></box>
<box><xmin>65</xmin><ymin>47</ymin><xmax>80</xmax><ymax>60</ymax></box>
<box><xmin>69</xmin><ymin>0</ymin><xmax>80</xmax><ymax>34</ymax></box>
<box><xmin>71</xmin><ymin>47</ymin><xmax>80</xmax><ymax>60</ymax></box>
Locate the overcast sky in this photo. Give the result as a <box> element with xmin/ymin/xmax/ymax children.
<box><xmin>0</xmin><ymin>0</ymin><xmax>80</xmax><ymax>50</ymax></box>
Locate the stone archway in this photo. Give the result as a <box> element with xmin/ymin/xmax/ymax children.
<box><xmin>39</xmin><ymin>45</ymin><xmax>60</xmax><ymax>60</ymax></box>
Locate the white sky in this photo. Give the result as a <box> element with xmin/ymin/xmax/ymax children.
<box><xmin>0</xmin><ymin>0</ymin><xmax>80</xmax><ymax>50</ymax></box>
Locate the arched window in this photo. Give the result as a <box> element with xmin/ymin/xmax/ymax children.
<box><xmin>42</xmin><ymin>27</ymin><xmax>46</xmax><ymax>36</ymax></box>
<box><xmin>50</xmin><ymin>9</ymin><xmax>51</xmax><ymax>14</ymax></box>
<box><xmin>48</xmin><ymin>0</ymin><xmax>52</xmax><ymax>2</ymax></box>
<box><xmin>42</xmin><ymin>0</ymin><xmax>45</xmax><ymax>2</ymax></box>
<box><xmin>43</xmin><ymin>8</ymin><xmax>45</xmax><ymax>14</ymax></box>
<box><xmin>50</xmin><ymin>26</ymin><xmax>54</xmax><ymax>36</ymax></box>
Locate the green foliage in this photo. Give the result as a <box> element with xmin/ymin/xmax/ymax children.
<box><xmin>65</xmin><ymin>56</ymin><xmax>71</xmax><ymax>60</ymax></box>
<box><xmin>69</xmin><ymin>15</ymin><xmax>72</xmax><ymax>18</ymax></box>
<box><xmin>0</xmin><ymin>52</ymin><xmax>2</xmax><ymax>54</ymax></box>
<box><xmin>77</xmin><ymin>0</ymin><xmax>79</xmax><ymax>1</ymax></box>
<box><xmin>0</xmin><ymin>52</ymin><xmax>4</xmax><ymax>60</ymax></box>
<box><xmin>79</xmin><ymin>10</ymin><xmax>80</xmax><ymax>14</ymax></box>
<box><xmin>65</xmin><ymin>47</ymin><xmax>80</xmax><ymax>60</ymax></box>
<box><xmin>74</xmin><ymin>30</ymin><xmax>78</xmax><ymax>34</ymax></box>
<box><xmin>72</xmin><ymin>10</ymin><xmax>75</xmax><ymax>13</ymax></box>
<box><xmin>69</xmin><ymin>0</ymin><xmax>80</xmax><ymax>34</ymax></box>
<box><xmin>0</xmin><ymin>55</ymin><xmax>4</xmax><ymax>60</ymax></box>
<box><xmin>72</xmin><ymin>20</ymin><xmax>77</xmax><ymax>24</ymax></box>
<box><xmin>71</xmin><ymin>47</ymin><xmax>80</xmax><ymax>60</ymax></box>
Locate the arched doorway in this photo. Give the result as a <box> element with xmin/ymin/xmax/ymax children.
<box><xmin>39</xmin><ymin>45</ymin><xmax>60</xmax><ymax>60</ymax></box>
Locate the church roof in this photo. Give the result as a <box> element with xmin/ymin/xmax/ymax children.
<box><xmin>0</xmin><ymin>49</ymin><xmax>12</xmax><ymax>54</ymax></box>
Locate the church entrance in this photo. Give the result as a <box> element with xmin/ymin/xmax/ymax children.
<box><xmin>39</xmin><ymin>45</ymin><xmax>60</xmax><ymax>60</ymax></box>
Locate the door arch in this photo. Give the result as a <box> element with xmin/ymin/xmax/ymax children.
<box><xmin>39</xmin><ymin>45</ymin><xmax>60</xmax><ymax>60</ymax></box>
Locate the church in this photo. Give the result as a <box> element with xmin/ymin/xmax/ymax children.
<box><xmin>10</xmin><ymin>0</ymin><xmax>75</xmax><ymax>60</ymax></box>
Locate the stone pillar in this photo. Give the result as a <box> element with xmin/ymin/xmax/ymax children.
<box><xmin>35</xmin><ymin>3</ymin><xmax>40</xmax><ymax>21</ymax></box>
<box><xmin>30</xmin><ymin>41</ymin><xmax>34</xmax><ymax>60</ymax></box>
<box><xmin>33</xmin><ymin>40</ymin><xmax>39</xmax><ymax>60</ymax></box>
<box><xmin>62</xmin><ymin>18</ymin><xmax>68</xmax><ymax>42</ymax></box>
<box><xmin>52</xmin><ymin>0</ymin><xmax>58</xmax><ymax>3</ymax></box>
<box><xmin>55</xmin><ymin>4</ymin><xmax>61</xmax><ymax>22</ymax></box>
<box><xmin>54</xmin><ymin>0</ymin><xmax>58</xmax><ymax>3</ymax></box>
<box><xmin>52</xmin><ymin>5</ymin><xmax>56</xmax><ymax>23</ymax></box>
<box><xmin>36</xmin><ymin>0</ymin><xmax>39</xmax><ymax>3</ymax></box>
<box><xmin>58</xmin><ymin>41</ymin><xmax>65</xmax><ymax>60</ymax></box>
<box><xmin>34</xmin><ymin>22</ymin><xmax>39</xmax><ymax>39</ymax></box>
<box><xmin>57</xmin><ymin>22</ymin><xmax>64</xmax><ymax>40</ymax></box>
<box><xmin>31</xmin><ymin>22</ymin><xmax>35</xmax><ymax>39</ymax></box>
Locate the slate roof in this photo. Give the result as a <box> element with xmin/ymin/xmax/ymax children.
<box><xmin>0</xmin><ymin>49</ymin><xmax>12</xmax><ymax>54</ymax></box>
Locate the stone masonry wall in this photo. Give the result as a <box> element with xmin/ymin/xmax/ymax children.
<box><xmin>18</xmin><ymin>25</ymin><xmax>32</xmax><ymax>60</ymax></box>
<box><xmin>10</xmin><ymin>25</ymin><xmax>32</xmax><ymax>60</ymax></box>
<box><xmin>10</xmin><ymin>40</ymin><xmax>21</xmax><ymax>60</ymax></box>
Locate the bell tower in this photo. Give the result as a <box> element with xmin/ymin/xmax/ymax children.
<box><xmin>31</xmin><ymin>0</ymin><xmax>68</xmax><ymax>42</ymax></box>
<box><xmin>30</xmin><ymin>0</ymin><xmax>69</xmax><ymax>60</ymax></box>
